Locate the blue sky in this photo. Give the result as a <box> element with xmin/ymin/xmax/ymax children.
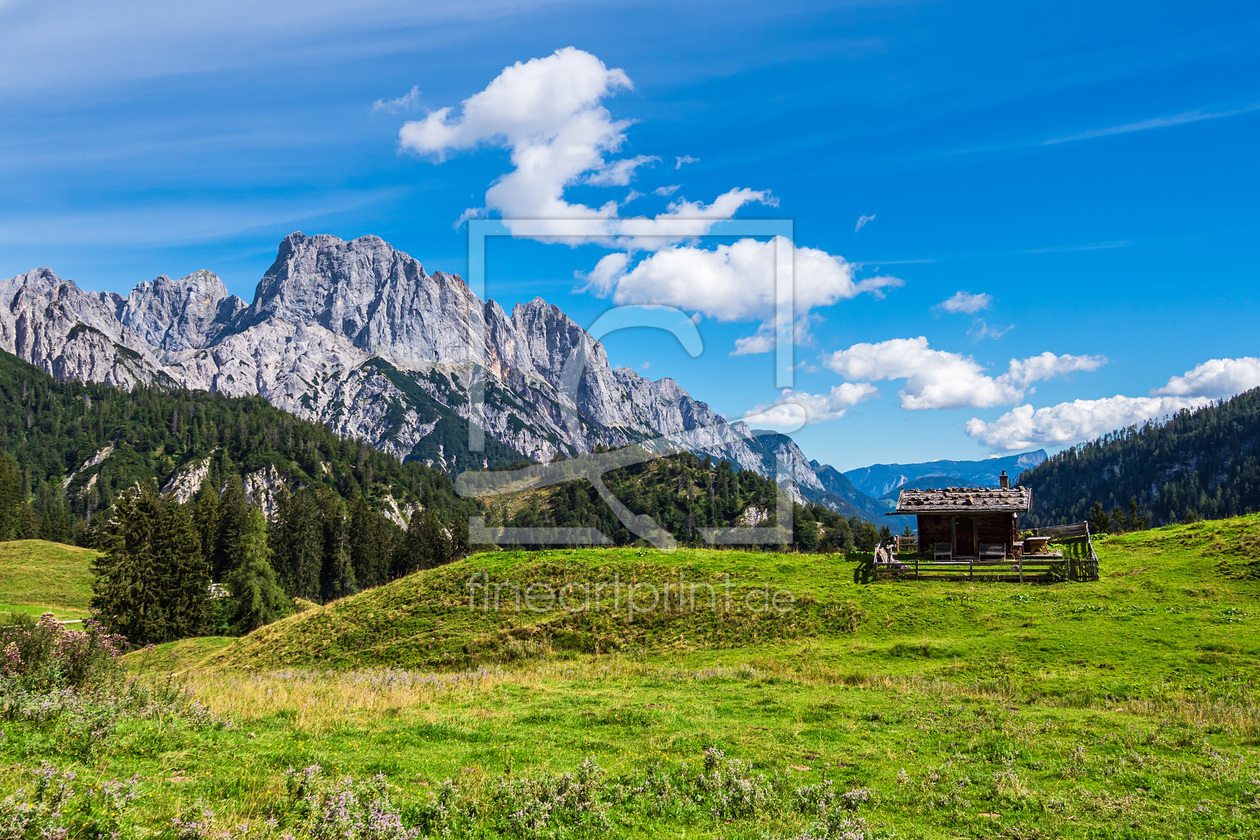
<box><xmin>1</xmin><ymin>0</ymin><xmax>1257</xmax><ymax>471</ymax></box>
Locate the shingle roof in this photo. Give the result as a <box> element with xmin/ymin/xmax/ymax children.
<box><xmin>891</xmin><ymin>486</ymin><xmax>1032</xmax><ymax>514</ymax></box>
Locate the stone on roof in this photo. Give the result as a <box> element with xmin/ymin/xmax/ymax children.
<box><xmin>892</xmin><ymin>486</ymin><xmax>1032</xmax><ymax>514</ymax></box>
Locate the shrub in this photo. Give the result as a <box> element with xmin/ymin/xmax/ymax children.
<box><xmin>282</xmin><ymin>765</ymin><xmax>419</xmax><ymax>840</ymax></box>
<box><xmin>0</xmin><ymin>612</ymin><xmax>126</xmax><ymax>690</ymax></box>
<box><xmin>0</xmin><ymin>762</ymin><xmax>142</xmax><ymax>840</ymax></box>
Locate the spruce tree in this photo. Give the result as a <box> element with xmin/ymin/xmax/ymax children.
<box><xmin>395</xmin><ymin>508</ymin><xmax>450</xmax><ymax>574</ymax></box>
<box><xmin>225</xmin><ymin>508</ymin><xmax>290</xmax><ymax>633</ymax></box>
<box><xmin>0</xmin><ymin>454</ymin><xmax>23</xmax><ymax>541</ymax></box>
<box><xmin>155</xmin><ymin>495</ymin><xmax>211</xmax><ymax>639</ymax></box>
<box><xmin>348</xmin><ymin>497</ymin><xmax>393</xmax><ymax>590</ymax></box>
<box><xmin>316</xmin><ymin>491</ymin><xmax>355</xmax><ymax>601</ymax></box>
<box><xmin>418</xmin><ymin>508</ymin><xmax>451</xmax><ymax>570</ymax></box>
<box><xmin>1088</xmin><ymin>502</ymin><xmax>1111</xmax><ymax>535</ymax></box>
<box><xmin>211</xmin><ymin>475</ymin><xmax>249</xmax><ymax>580</ymax></box>
<box><xmin>91</xmin><ymin>486</ymin><xmax>167</xmax><ymax>645</ymax></box>
<box><xmin>272</xmin><ymin>488</ymin><xmax>323</xmax><ymax>600</ymax></box>
<box><xmin>192</xmin><ymin>475</ymin><xmax>220</xmax><ymax>564</ymax></box>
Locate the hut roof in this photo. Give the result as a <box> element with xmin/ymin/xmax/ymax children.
<box><xmin>891</xmin><ymin>486</ymin><xmax>1032</xmax><ymax>515</ymax></box>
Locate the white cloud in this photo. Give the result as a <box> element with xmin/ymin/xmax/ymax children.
<box><xmin>399</xmin><ymin>48</ymin><xmax>765</xmax><ymax>247</ymax></box>
<box><xmin>823</xmin><ymin>336</ymin><xmax>1105</xmax><ymax>410</ymax></box>
<box><xmin>675</xmin><ymin>155</ymin><xmax>699</xmax><ymax>169</ymax></box>
<box><xmin>585</xmin><ymin>154</ymin><xmax>658</xmax><ymax>187</ymax></box>
<box><xmin>1152</xmin><ymin>356</ymin><xmax>1260</xmax><ymax>399</ymax></box>
<box><xmin>937</xmin><ymin>290</ymin><xmax>991</xmax><ymax>314</ymax></box>
<box><xmin>1004</xmin><ymin>351</ymin><xmax>1104</xmax><ymax>388</ymax></box>
<box><xmin>584</xmin><ymin>236</ymin><xmax>901</xmax><ymax>349</ymax></box>
<box><xmin>854</xmin><ymin>213</ymin><xmax>875</xmax><ymax>232</ymax></box>
<box><xmin>968</xmin><ymin>319</ymin><xmax>1012</xmax><ymax>340</ymax></box>
<box><xmin>653</xmin><ymin>184</ymin><xmax>680</xmax><ymax>197</ymax></box>
<box><xmin>1042</xmin><ymin>103</ymin><xmax>1260</xmax><ymax>146</ymax></box>
<box><xmin>965</xmin><ymin>355</ymin><xmax>1260</xmax><ymax>450</ymax></box>
<box><xmin>399</xmin><ymin>47</ymin><xmax>630</xmax><ymax>240</ymax></box>
<box><xmin>731</xmin><ymin>325</ymin><xmax>777</xmax><ymax>356</ymax></box>
<box><xmin>610</xmin><ymin>188</ymin><xmax>776</xmax><ymax>247</ymax></box>
<box><xmin>751</xmin><ymin>383</ymin><xmax>879</xmax><ymax>427</ymax></box>
<box><xmin>372</xmin><ymin>85</ymin><xmax>421</xmax><ymax>113</ymax></box>
<box><xmin>580</xmin><ymin>251</ymin><xmax>631</xmax><ymax>296</ymax></box>
<box><xmin>964</xmin><ymin>396</ymin><xmax>1209</xmax><ymax>450</ymax></box>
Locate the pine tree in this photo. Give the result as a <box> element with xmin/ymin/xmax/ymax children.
<box><xmin>225</xmin><ymin>508</ymin><xmax>290</xmax><ymax>633</ymax></box>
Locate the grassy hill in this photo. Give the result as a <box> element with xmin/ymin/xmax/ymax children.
<box><xmin>0</xmin><ymin>538</ymin><xmax>96</xmax><ymax>619</ymax></box>
<box><xmin>197</xmin><ymin>514</ymin><xmax>1260</xmax><ymax>679</ymax></box>
<box><xmin>20</xmin><ymin>515</ymin><xmax>1259</xmax><ymax>838</ymax></box>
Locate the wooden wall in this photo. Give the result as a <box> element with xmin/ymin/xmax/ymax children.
<box><xmin>915</xmin><ymin>512</ymin><xmax>1017</xmax><ymax>556</ymax></box>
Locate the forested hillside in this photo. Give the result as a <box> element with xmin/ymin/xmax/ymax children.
<box><xmin>0</xmin><ymin>348</ymin><xmax>475</xmax><ymax>543</ymax></box>
<box><xmin>1019</xmin><ymin>387</ymin><xmax>1260</xmax><ymax>527</ymax></box>
<box><xmin>483</xmin><ymin>451</ymin><xmax>884</xmax><ymax>552</ymax></box>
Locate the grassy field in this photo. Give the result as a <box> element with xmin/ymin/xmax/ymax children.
<box><xmin>3</xmin><ymin>518</ymin><xmax>1260</xmax><ymax>838</ymax></box>
<box><xmin>0</xmin><ymin>538</ymin><xmax>96</xmax><ymax>620</ymax></box>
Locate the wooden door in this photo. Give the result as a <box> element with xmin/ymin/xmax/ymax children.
<box><xmin>954</xmin><ymin>516</ymin><xmax>977</xmax><ymax>557</ymax></box>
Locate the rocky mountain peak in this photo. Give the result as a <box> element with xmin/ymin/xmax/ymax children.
<box><xmin>119</xmin><ymin>270</ymin><xmax>241</xmax><ymax>351</ymax></box>
<box><xmin>510</xmin><ymin>296</ymin><xmax>606</xmax><ymax>381</ymax></box>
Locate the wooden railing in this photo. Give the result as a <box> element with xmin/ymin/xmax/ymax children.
<box><xmin>1029</xmin><ymin>523</ymin><xmax>1100</xmax><ymax>582</ymax></box>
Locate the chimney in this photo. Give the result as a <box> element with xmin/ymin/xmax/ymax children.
<box><xmin>999</xmin><ymin>470</ymin><xmax>1010</xmax><ymax>489</ymax></box>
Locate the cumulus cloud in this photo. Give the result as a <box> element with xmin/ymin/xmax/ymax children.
<box><xmin>964</xmin><ymin>396</ymin><xmax>1210</xmax><ymax>450</ymax></box>
<box><xmin>653</xmin><ymin>184</ymin><xmax>680</xmax><ymax>197</ymax></box>
<box><xmin>1152</xmin><ymin>356</ymin><xmax>1260</xmax><ymax>399</ymax></box>
<box><xmin>676</xmin><ymin>155</ymin><xmax>699</xmax><ymax>169</ymax></box>
<box><xmin>822</xmin><ymin>337</ymin><xmax>1105</xmax><ymax>410</ymax></box>
<box><xmin>583</xmin><ymin>236</ymin><xmax>901</xmax><ymax>349</ymax></box>
<box><xmin>965</xmin><ymin>355</ymin><xmax>1260</xmax><ymax>450</ymax></box>
<box><xmin>750</xmin><ymin>383</ymin><xmax>880</xmax><ymax>427</ymax></box>
<box><xmin>854</xmin><ymin>213</ymin><xmax>875</xmax><ymax>232</ymax></box>
<box><xmin>372</xmin><ymin>85</ymin><xmax>421</xmax><ymax>113</ymax></box>
<box><xmin>399</xmin><ymin>48</ymin><xmax>765</xmax><ymax>246</ymax></box>
<box><xmin>937</xmin><ymin>290</ymin><xmax>991</xmax><ymax>314</ymax></box>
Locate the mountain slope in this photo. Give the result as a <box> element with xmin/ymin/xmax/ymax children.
<box><xmin>1</xmin><ymin>233</ymin><xmax>837</xmax><ymax>500</ymax></box>
<box><xmin>1019</xmin><ymin>388</ymin><xmax>1260</xmax><ymax>527</ymax></box>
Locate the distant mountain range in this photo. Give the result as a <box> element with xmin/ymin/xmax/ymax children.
<box><xmin>843</xmin><ymin>450</ymin><xmax>1048</xmax><ymax>500</ymax></box>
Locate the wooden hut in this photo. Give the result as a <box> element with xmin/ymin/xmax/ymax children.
<box><xmin>889</xmin><ymin>472</ymin><xmax>1030</xmax><ymax>561</ymax></box>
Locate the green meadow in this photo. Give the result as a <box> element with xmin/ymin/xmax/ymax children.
<box><xmin>2</xmin><ymin>517</ymin><xmax>1258</xmax><ymax>838</ymax></box>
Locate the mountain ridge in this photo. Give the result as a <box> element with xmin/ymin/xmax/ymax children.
<box><xmin>0</xmin><ymin>232</ymin><xmax>876</xmax><ymax>515</ymax></box>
